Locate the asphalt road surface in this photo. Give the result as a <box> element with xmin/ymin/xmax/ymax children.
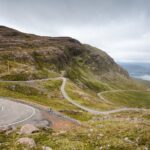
<box><xmin>0</xmin><ymin>98</ymin><xmax>48</xmax><ymax>128</ymax></box>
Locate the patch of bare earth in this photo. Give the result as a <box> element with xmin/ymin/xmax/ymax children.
<box><xmin>41</xmin><ymin>111</ymin><xmax>79</xmax><ymax>131</ymax></box>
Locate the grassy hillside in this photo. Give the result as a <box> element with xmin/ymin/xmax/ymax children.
<box><xmin>0</xmin><ymin>26</ymin><xmax>150</xmax><ymax>150</ymax></box>
<box><xmin>0</xmin><ymin>26</ymin><xmax>149</xmax><ymax>112</ymax></box>
<box><xmin>102</xmin><ymin>91</ymin><xmax>150</xmax><ymax>108</ymax></box>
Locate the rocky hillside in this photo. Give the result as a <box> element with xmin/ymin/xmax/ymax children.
<box><xmin>0</xmin><ymin>26</ymin><xmax>139</xmax><ymax>91</ymax></box>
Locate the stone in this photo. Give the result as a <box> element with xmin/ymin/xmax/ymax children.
<box><xmin>55</xmin><ymin>130</ymin><xmax>67</xmax><ymax>136</ymax></box>
<box><xmin>124</xmin><ymin>137</ymin><xmax>129</xmax><ymax>142</ymax></box>
<box><xmin>99</xmin><ymin>133</ymin><xmax>104</xmax><ymax>137</ymax></box>
<box><xmin>89</xmin><ymin>128</ymin><xmax>94</xmax><ymax>132</ymax></box>
<box><xmin>5</xmin><ymin>126</ymin><xmax>16</xmax><ymax>135</ymax></box>
<box><xmin>99</xmin><ymin>146</ymin><xmax>103</xmax><ymax>150</ymax></box>
<box><xmin>144</xmin><ymin>146</ymin><xmax>148</xmax><ymax>150</ymax></box>
<box><xmin>17</xmin><ymin>137</ymin><xmax>36</xmax><ymax>148</ymax></box>
<box><xmin>124</xmin><ymin>137</ymin><xmax>134</xmax><ymax>143</ymax></box>
<box><xmin>136</xmin><ymin>137</ymin><xmax>140</xmax><ymax>143</ymax></box>
<box><xmin>42</xmin><ymin>146</ymin><xmax>52</xmax><ymax>150</ymax></box>
<box><xmin>0</xmin><ymin>126</ymin><xmax>13</xmax><ymax>134</ymax></box>
<box><xmin>98</xmin><ymin>125</ymin><xmax>104</xmax><ymax>128</ymax></box>
<box><xmin>20</xmin><ymin>124</ymin><xmax>39</xmax><ymax>135</ymax></box>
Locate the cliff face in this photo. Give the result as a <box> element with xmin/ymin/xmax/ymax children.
<box><xmin>0</xmin><ymin>26</ymin><xmax>130</xmax><ymax>90</ymax></box>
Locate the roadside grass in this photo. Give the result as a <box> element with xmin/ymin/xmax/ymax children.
<box><xmin>102</xmin><ymin>91</ymin><xmax>150</xmax><ymax>108</ymax></box>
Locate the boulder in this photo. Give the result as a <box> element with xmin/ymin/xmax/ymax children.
<box><xmin>20</xmin><ymin>124</ymin><xmax>39</xmax><ymax>135</ymax></box>
<box><xmin>42</xmin><ymin>146</ymin><xmax>52</xmax><ymax>150</ymax></box>
<box><xmin>17</xmin><ymin>137</ymin><xmax>36</xmax><ymax>148</ymax></box>
<box><xmin>124</xmin><ymin>137</ymin><xmax>134</xmax><ymax>143</ymax></box>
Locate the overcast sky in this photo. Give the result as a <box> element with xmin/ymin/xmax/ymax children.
<box><xmin>0</xmin><ymin>0</ymin><xmax>150</xmax><ymax>62</ymax></box>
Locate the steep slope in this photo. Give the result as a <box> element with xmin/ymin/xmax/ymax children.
<box><xmin>0</xmin><ymin>26</ymin><xmax>142</xmax><ymax>91</ymax></box>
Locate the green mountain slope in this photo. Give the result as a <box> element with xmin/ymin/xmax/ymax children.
<box><xmin>0</xmin><ymin>26</ymin><xmax>143</xmax><ymax>91</ymax></box>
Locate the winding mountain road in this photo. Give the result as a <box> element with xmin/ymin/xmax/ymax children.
<box><xmin>97</xmin><ymin>89</ymin><xmax>148</xmax><ymax>104</ymax></box>
<box><xmin>0</xmin><ymin>76</ymin><xmax>149</xmax><ymax>127</ymax></box>
<box><xmin>60</xmin><ymin>77</ymin><xmax>150</xmax><ymax>115</ymax></box>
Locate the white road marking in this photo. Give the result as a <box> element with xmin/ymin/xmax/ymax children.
<box><xmin>0</xmin><ymin>106</ymin><xmax>36</xmax><ymax>128</ymax></box>
<box><xmin>0</xmin><ymin>105</ymin><xmax>4</xmax><ymax>112</ymax></box>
